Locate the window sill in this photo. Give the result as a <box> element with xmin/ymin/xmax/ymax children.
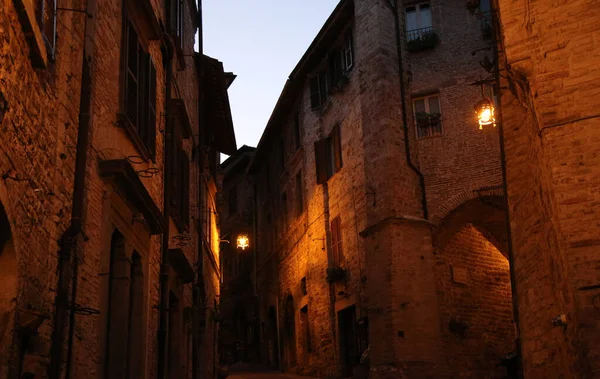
<box><xmin>117</xmin><ymin>113</ymin><xmax>156</xmax><ymax>163</ymax></box>
<box><xmin>13</xmin><ymin>0</ymin><xmax>50</xmax><ymax>68</ymax></box>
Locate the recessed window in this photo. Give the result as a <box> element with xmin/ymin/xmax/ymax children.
<box><xmin>405</xmin><ymin>3</ymin><xmax>432</xmax><ymax>41</ymax></box>
<box><xmin>413</xmin><ymin>94</ymin><xmax>442</xmax><ymax>138</ymax></box>
<box><xmin>168</xmin><ymin>0</ymin><xmax>184</xmax><ymax>50</ymax></box>
<box><xmin>315</xmin><ymin>124</ymin><xmax>342</xmax><ymax>184</ymax></box>
<box><xmin>122</xmin><ymin>19</ymin><xmax>157</xmax><ymax>159</ymax></box>
<box><xmin>293</xmin><ymin>112</ymin><xmax>302</xmax><ymax>151</ymax></box>
<box><xmin>36</xmin><ymin>0</ymin><xmax>56</xmax><ymax>56</ymax></box>
<box><xmin>310</xmin><ymin>29</ymin><xmax>354</xmax><ymax>110</ymax></box>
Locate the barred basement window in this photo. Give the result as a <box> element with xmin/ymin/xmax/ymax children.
<box><xmin>122</xmin><ymin>19</ymin><xmax>157</xmax><ymax>159</ymax></box>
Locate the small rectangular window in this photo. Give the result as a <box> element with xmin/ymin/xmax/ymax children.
<box><xmin>413</xmin><ymin>94</ymin><xmax>442</xmax><ymax>138</ymax></box>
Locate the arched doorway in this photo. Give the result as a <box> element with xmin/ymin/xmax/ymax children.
<box><xmin>0</xmin><ymin>201</ymin><xmax>17</xmax><ymax>377</ymax></box>
<box><xmin>434</xmin><ymin>197</ymin><xmax>517</xmax><ymax>379</ymax></box>
<box><xmin>283</xmin><ymin>295</ymin><xmax>297</xmax><ymax>369</ymax></box>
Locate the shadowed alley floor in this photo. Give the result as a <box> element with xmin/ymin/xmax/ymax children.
<box><xmin>228</xmin><ymin>373</ymin><xmax>319</xmax><ymax>379</ymax></box>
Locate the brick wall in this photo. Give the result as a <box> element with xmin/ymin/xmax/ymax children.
<box><xmin>435</xmin><ymin>224</ymin><xmax>514</xmax><ymax>379</ymax></box>
<box><xmin>496</xmin><ymin>0</ymin><xmax>600</xmax><ymax>377</ymax></box>
<box><xmin>251</xmin><ymin>0</ymin><xmax>512</xmax><ymax>378</ymax></box>
<box><xmin>0</xmin><ymin>0</ymin><xmax>224</xmax><ymax>377</ymax></box>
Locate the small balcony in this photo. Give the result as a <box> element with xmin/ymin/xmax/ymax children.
<box><xmin>406</xmin><ymin>27</ymin><xmax>439</xmax><ymax>52</ymax></box>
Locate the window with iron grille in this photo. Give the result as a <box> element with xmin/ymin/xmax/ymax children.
<box><xmin>413</xmin><ymin>94</ymin><xmax>442</xmax><ymax>138</ymax></box>
<box><xmin>122</xmin><ymin>19</ymin><xmax>157</xmax><ymax>159</ymax></box>
<box><xmin>405</xmin><ymin>3</ymin><xmax>433</xmax><ymax>41</ymax></box>
<box><xmin>330</xmin><ymin>217</ymin><xmax>343</xmax><ymax>267</ymax></box>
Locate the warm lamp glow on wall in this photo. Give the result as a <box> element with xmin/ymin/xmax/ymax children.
<box><xmin>475</xmin><ymin>97</ymin><xmax>496</xmax><ymax>129</ymax></box>
<box><xmin>237</xmin><ymin>234</ymin><xmax>249</xmax><ymax>250</ymax></box>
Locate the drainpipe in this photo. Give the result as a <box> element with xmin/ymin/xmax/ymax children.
<box><xmin>387</xmin><ymin>0</ymin><xmax>428</xmax><ymax>219</ymax></box>
<box><xmin>48</xmin><ymin>1</ymin><xmax>96</xmax><ymax>378</ymax></box>
<box><xmin>157</xmin><ymin>36</ymin><xmax>174</xmax><ymax>379</ymax></box>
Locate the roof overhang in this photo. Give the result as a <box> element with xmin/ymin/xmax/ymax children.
<box><xmin>197</xmin><ymin>54</ymin><xmax>237</xmax><ymax>155</ymax></box>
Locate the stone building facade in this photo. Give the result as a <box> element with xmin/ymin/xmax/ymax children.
<box><xmin>248</xmin><ymin>0</ymin><xmax>515</xmax><ymax>378</ymax></box>
<box><xmin>216</xmin><ymin>145</ymin><xmax>260</xmax><ymax>366</ymax></box>
<box><xmin>0</xmin><ymin>0</ymin><xmax>236</xmax><ymax>378</ymax></box>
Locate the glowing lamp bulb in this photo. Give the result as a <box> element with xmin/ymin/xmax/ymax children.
<box><xmin>475</xmin><ymin>98</ymin><xmax>496</xmax><ymax>128</ymax></box>
<box><xmin>237</xmin><ymin>235</ymin><xmax>249</xmax><ymax>250</ymax></box>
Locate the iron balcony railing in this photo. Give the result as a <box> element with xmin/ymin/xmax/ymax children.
<box><xmin>406</xmin><ymin>26</ymin><xmax>434</xmax><ymax>41</ymax></box>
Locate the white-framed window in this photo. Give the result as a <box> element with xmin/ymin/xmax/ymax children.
<box><xmin>413</xmin><ymin>94</ymin><xmax>442</xmax><ymax>138</ymax></box>
<box><xmin>405</xmin><ymin>3</ymin><xmax>432</xmax><ymax>41</ymax></box>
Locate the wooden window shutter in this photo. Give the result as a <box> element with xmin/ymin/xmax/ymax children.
<box><xmin>181</xmin><ymin>150</ymin><xmax>190</xmax><ymax>226</ymax></box>
<box><xmin>125</xmin><ymin>21</ymin><xmax>140</xmax><ymax>128</ymax></box>
<box><xmin>147</xmin><ymin>59</ymin><xmax>157</xmax><ymax>158</ymax></box>
<box><xmin>309</xmin><ymin>77</ymin><xmax>321</xmax><ymax>109</ymax></box>
<box><xmin>137</xmin><ymin>51</ymin><xmax>149</xmax><ymax>144</ymax></box>
<box><xmin>332</xmin><ymin>124</ymin><xmax>343</xmax><ymax>171</ymax></box>
<box><xmin>314</xmin><ymin>139</ymin><xmax>328</xmax><ymax>185</ymax></box>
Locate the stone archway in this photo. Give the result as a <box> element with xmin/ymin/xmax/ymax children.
<box><xmin>433</xmin><ymin>196</ymin><xmax>517</xmax><ymax>379</ymax></box>
<box><xmin>0</xmin><ymin>201</ymin><xmax>17</xmax><ymax>378</ymax></box>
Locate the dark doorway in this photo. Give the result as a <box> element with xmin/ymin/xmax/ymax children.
<box><xmin>338</xmin><ymin>305</ymin><xmax>359</xmax><ymax>377</ymax></box>
<box><xmin>284</xmin><ymin>295</ymin><xmax>297</xmax><ymax>368</ymax></box>
<box><xmin>267</xmin><ymin>306</ymin><xmax>279</xmax><ymax>369</ymax></box>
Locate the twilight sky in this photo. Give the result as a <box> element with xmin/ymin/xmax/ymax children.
<box><xmin>200</xmin><ymin>0</ymin><xmax>340</xmax><ymax>154</ymax></box>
